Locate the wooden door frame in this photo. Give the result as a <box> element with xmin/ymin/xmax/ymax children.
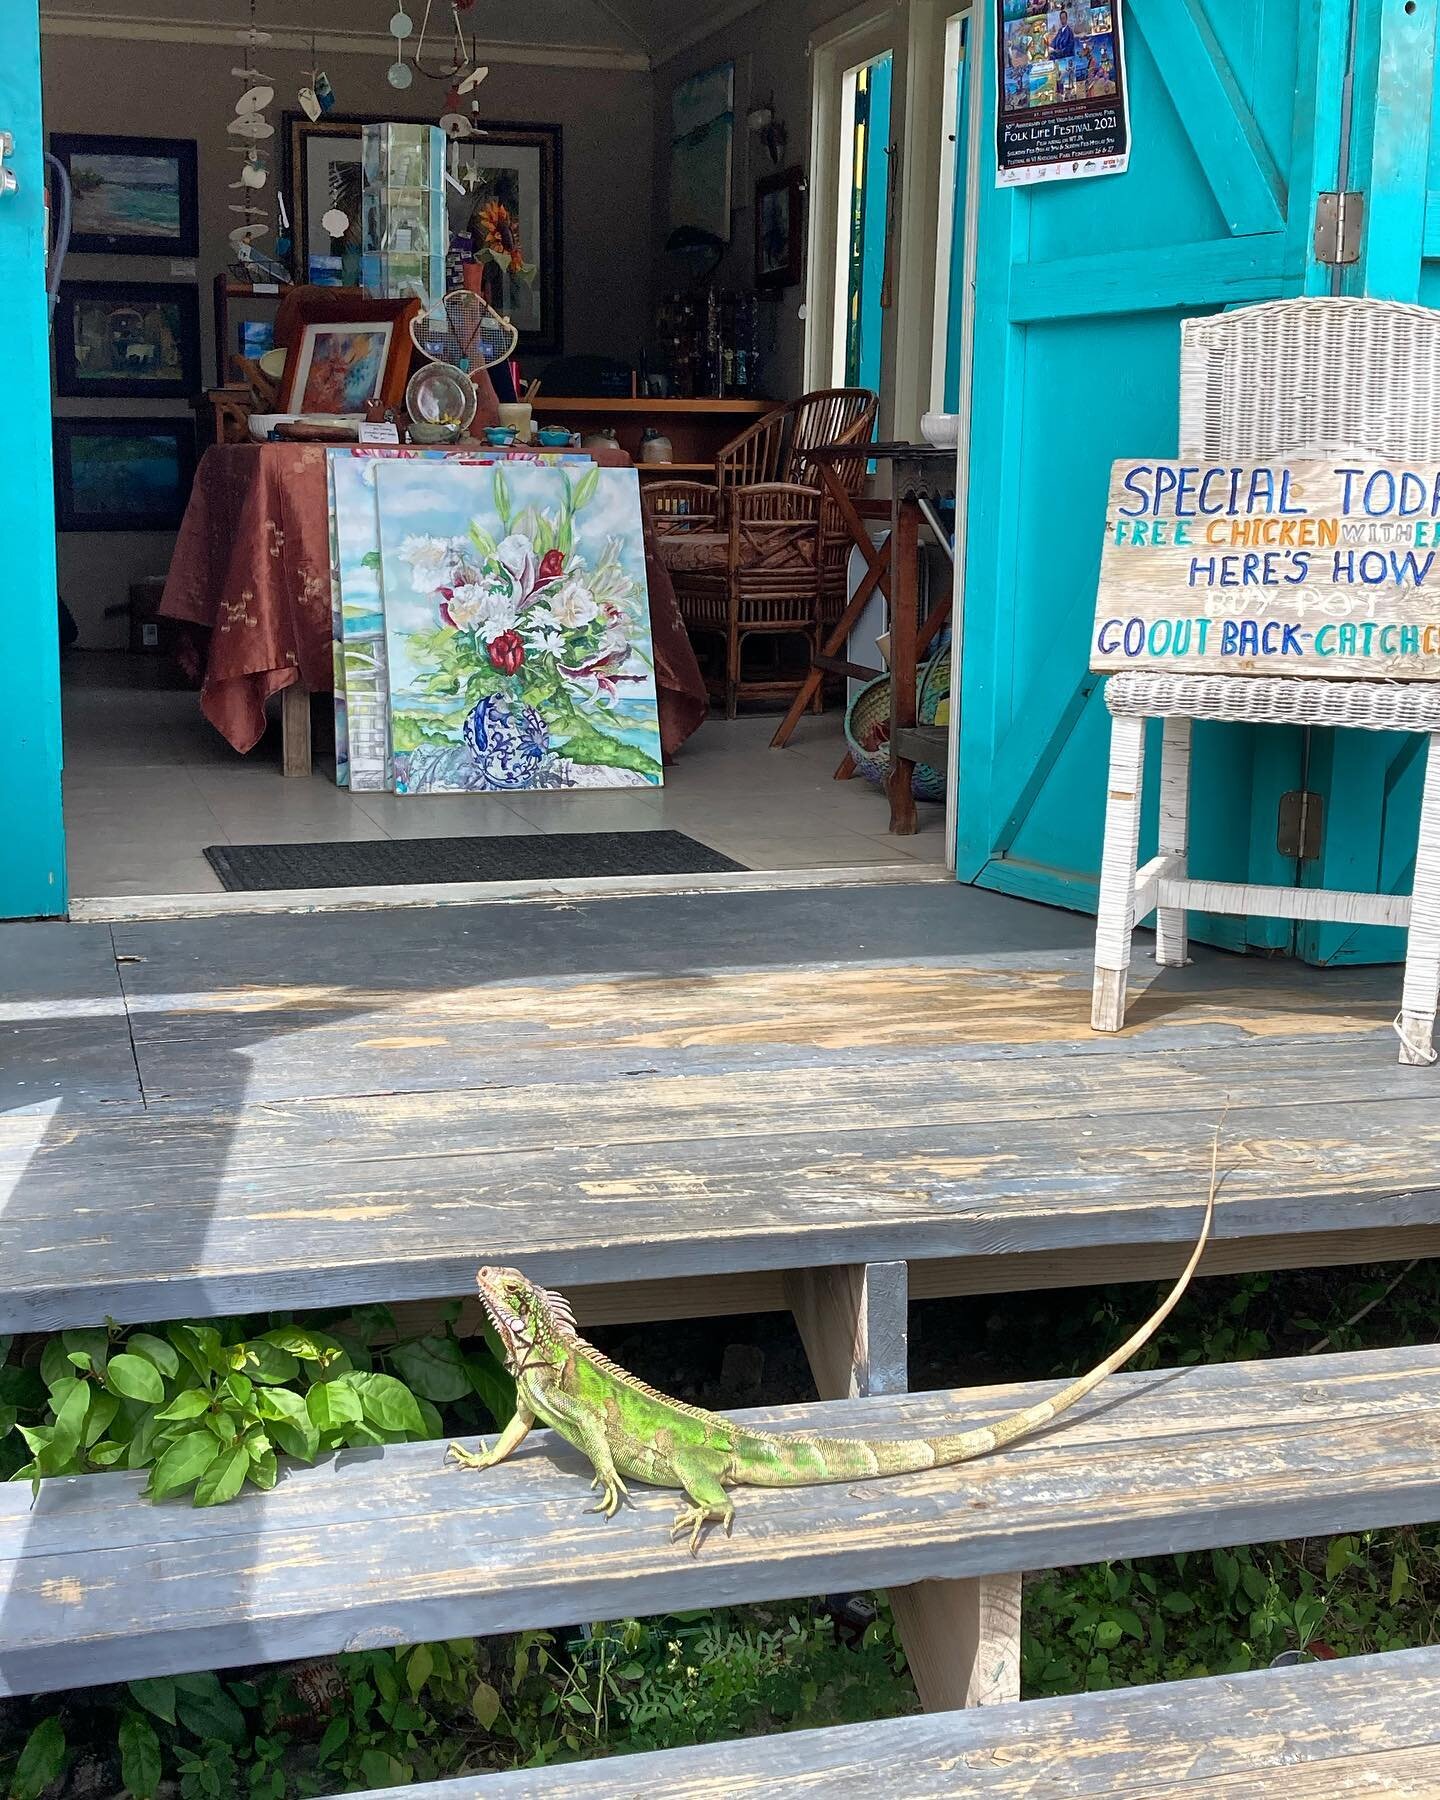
<box><xmin>0</xmin><ymin>0</ymin><xmax>65</xmax><ymax>920</ymax></box>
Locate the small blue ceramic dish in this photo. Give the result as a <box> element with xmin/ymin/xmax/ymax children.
<box><xmin>484</xmin><ymin>425</ymin><xmax>518</xmax><ymax>446</ymax></box>
<box><xmin>537</xmin><ymin>425</ymin><xmax>572</xmax><ymax>447</ymax></box>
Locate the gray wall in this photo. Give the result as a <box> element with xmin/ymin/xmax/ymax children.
<box><xmin>41</xmin><ymin>33</ymin><xmax>654</xmax><ymax>646</ymax></box>
<box><xmin>652</xmin><ymin>0</ymin><xmax>858</xmax><ymax>402</ymax></box>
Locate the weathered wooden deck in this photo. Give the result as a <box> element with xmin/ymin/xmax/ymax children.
<box><xmin>2</xmin><ymin>880</ymin><xmax>1437</xmax><ymax>1333</ymax></box>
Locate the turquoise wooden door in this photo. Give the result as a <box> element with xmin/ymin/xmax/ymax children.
<box><xmin>1296</xmin><ymin>0</ymin><xmax>1440</xmax><ymax>965</ymax></box>
<box><xmin>957</xmin><ymin>0</ymin><xmax>1353</xmax><ymax>952</ymax></box>
<box><xmin>0</xmin><ymin>0</ymin><xmax>65</xmax><ymax>920</ymax></box>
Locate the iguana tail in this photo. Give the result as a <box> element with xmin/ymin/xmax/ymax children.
<box><xmin>739</xmin><ymin>1152</ymin><xmax>1217</xmax><ymax>1488</ymax></box>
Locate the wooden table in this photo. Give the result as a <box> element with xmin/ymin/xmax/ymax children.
<box><xmin>771</xmin><ymin>443</ymin><xmax>957</xmax><ymax>833</ymax></box>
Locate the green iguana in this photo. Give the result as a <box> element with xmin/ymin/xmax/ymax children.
<box><xmin>449</xmin><ymin>1184</ymin><xmax>1214</xmax><ymax>1554</ymax></box>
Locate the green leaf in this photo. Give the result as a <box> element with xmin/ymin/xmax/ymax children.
<box><xmin>349</xmin><ymin>1304</ymin><xmax>398</xmax><ymax>1345</ymax></box>
<box><xmin>88</xmin><ymin>1438</ymin><xmax>128</xmax><ymax>1467</ymax></box>
<box><xmin>247</xmin><ymin>1446</ymin><xmax>279</xmax><ymax>1491</ymax></box>
<box><xmin>62</xmin><ymin>1327</ymin><xmax>110</xmax><ymax>1373</ymax></box>
<box><xmin>174</xmin><ymin>1674</ymin><xmax>248</xmax><ymax>1748</ymax></box>
<box><xmin>493</xmin><ymin>464</ymin><xmax>512</xmax><ymax>532</ymax></box>
<box><xmin>1240</xmin><ymin>1564</ymin><xmax>1271</xmax><ymax>1604</ymax></box>
<box><xmin>146</xmin><ymin>1429</ymin><xmax>220</xmax><ymax>1501</ymax></box>
<box><xmin>1391</xmin><ymin>1550</ymin><xmax>1411</xmax><ymax>1607</ymax></box>
<box><xmin>352</xmin><ymin>1372</ymin><xmax>427</xmax><ymax>1437</ymax></box>
<box><xmin>358</xmin><ymin>1750</ymin><xmax>409</xmax><ymax>1789</ymax></box>
<box><xmin>126</xmin><ymin>1333</ymin><xmax>180</xmax><ymax>1380</ymax></box>
<box><xmin>571</xmin><ymin>464</ymin><xmax>601</xmax><ymax>513</ymax></box>
<box><xmin>10</xmin><ymin>1716</ymin><xmax>66</xmax><ymax>1800</ymax></box>
<box><xmin>372</xmin><ymin>1657</ymin><xmax>400</xmax><ymax>1705</ymax></box>
<box><xmin>49</xmin><ymin>1376</ymin><xmax>92</xmax><ymax>1466</ymax></box>
<box><xmin>1211</xmin><ymin>1548</ymin><xmax>1240</xmax><ymax>1600</ymax></box>
<box><xmin>83</xmin><ymin>1391</ymin><xmax>120</xmax><ymax>1448</ymax></box>
<box><xmin>224</xmin><ymin>1372</ymin><xmax>254</xmax><ymax>1409</ymax></box>
<box><xmin>126</xmin><ymin>1408</ymin><xmax>167</xmax><ymax>1472</ymax></box>
<box><xmin>0</xmin><ymin>1365</ymin><xmax>45</xmax><ymax>1412</ymax></box>
<box><xmin>237</xmin><ymin>1340</ymin><xmax>300</xmax><ymax>1385</ymax></box>
<box><xmin>106</xmin><ymin>1353</ymin><xmax>166</xmax><ymax>1404</ymax></box>
<box><xmin>316</xmin><ymin>1716</ymin><xmax>350</xmax><ymax>1762</ymax></box>
<box><xmin>256</xmin><ymin>1387</ymin><xmax>320</xmax><ymax>1461</ymax></box>
<box><xmin>1324</xmin><ymin>1536</ymin><xmax>1357</xmax><ymax>1584</ymax></box>
<box><xmin>193</xmin><ymin>1444</ymin><xmax>249</xmax><ymax>1508</ymax></box>
<box><xmin>361</xmin><ymin>549</ymin><xmax>382</xmax><ymax>571</ymax></box>
<box><xmin>1093</xmin><ymin>1620</ymin><xmax>1123</xmax><ymax>1650</ymax></box>
<box><xmin>168</xmin><ymin>1324</ymin><xmax>229</xmax><ymax>1380</ymax></box>
<box><xmin>155</xmin><ymin>1388</ymin><xmax>212</xmax><ymax>1423</ymax></box>
<box><xmin>119</xmin><ymin>1713</ymin><xmax>163</xmax><ymax>1800</ymax></box>
<box><xmin>1160</xmin><ymin>1591</ymin><xmax>1195</xmax><ymax>1616</ymax></box>
<box><xmin>388</xmin><ymin>1336</ymin><xmax>471</xmax><ymax>1404</ymax></box>
<box><xmin>406</xmin><ymin>1642</ymin><xmax>434</xmax><ymax>1695</ymax></box>
<box><xmin>128</xmin><ymin>1676</ymin><xmax>178</xmax><ymax>1726</ymax></box>
<box><xmin>306</xmin><ymin>1378</ymin><xmax>363</xmax><ymax>1433</ymax></box>
<box><xmin>39</xmin><ymin>1338</ymin><xmax>74</xmax><ymax>1392</ymax></box>
<box><xmin>1294</xmin><ymin>1594</ymin><xmax>1327</xmax><ymax>1645</ymax></box>
<box><xmin>465</xmin><ymin>1348</ymin><xmax>517</xmax><ymax>1432</ymax></box>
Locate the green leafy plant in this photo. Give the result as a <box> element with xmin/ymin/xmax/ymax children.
<box><xmin>0</xmin><ymin>1304</ymin><xmax>513</xmax><ymax>1507</ymax></box>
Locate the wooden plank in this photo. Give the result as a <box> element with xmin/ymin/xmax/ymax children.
<box><xmin>70</xmin><ymin>865</ymin><xmax>952</xmax><ymax>927</ymax></box>
<box><xmin>1127</xmin><ymin>0</ymin><xmax>1286</xmax><ymax>236</ymax></box>
<box><xmin>385</xmin><ymin>1646</ymin><xmax>1440</xmax><ymax>1796</ymax></box>
<box><xmin>280</xmin><ymin>680</ymin><xmax>312</xmax><ymax>779</ymax></box>
<box><xmin>786</xmin><ymin>1262</ymin><xmax>908</xmax><ymax>1403</ymax></box>
<box><xmin>8</xmin><ymin>1082</ymin><xmax>1440</xmax><ymax>1331</ymax></box>
<box><xmin>2</xmin><ymin>1344</ymin><xmax>1438</xmax><ymax>1697</ymax></box>
<box><xmin>1009</xmin><ymin>238</ymin><xmax>1289</xmax><ymax>325</ymax></box>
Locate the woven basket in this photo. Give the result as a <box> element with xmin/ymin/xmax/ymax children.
<box><xmin>844</xmin><ymin>653</ymin><xmax>951</xmax><ymax>800</ymax></box>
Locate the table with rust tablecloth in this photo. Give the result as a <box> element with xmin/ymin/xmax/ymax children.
<box><xmin>160</xmin><ymin>443</ymin><xmax>709</xmax><ymax>760</ymax></box>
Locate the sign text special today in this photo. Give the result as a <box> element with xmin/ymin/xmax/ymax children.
<box><xmin>1091</xmin><ymin>460</ymin><xmax>1440</xmax><ymax>679</ymax></box>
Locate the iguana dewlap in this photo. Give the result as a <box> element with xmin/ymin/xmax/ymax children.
<box><xmin>449</xmin><ymin>1184</ymin><xmax>1214</xmax><ymax>1554</ymax></box>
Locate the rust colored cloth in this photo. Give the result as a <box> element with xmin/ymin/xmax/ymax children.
<box><xmin>161</xmin><ymin>443</ymin><xmax>708</xmax><ymax>758</ymax></box>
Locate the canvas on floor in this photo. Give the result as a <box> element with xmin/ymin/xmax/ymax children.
<box><xmin>376</xmin><ymin>459</ymin><xmax>663</xmax><ymax>794</ymax></box>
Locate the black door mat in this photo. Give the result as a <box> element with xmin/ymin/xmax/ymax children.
<box><xmin>203</xmin><ymin>831</ymin><xmax>747</xmax><ymax>893</ymax></box>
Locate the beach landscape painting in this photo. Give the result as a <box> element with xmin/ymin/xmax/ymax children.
<box><xmin>51</xmin><ymin>134</ymin><xmax>199</xmax><ymax>258</ymax></box>
<box><xmin>376</xmin><ymin>460</ymin><xmax>662</xmax><ymax>794</ymax></box>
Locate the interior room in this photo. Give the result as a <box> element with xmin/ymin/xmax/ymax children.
<box><xmin>39</xmin><ymin>0</ymin><xmax>972</xmax><ymax>902</ymax></box>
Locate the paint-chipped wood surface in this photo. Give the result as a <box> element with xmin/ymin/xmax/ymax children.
<box><xmin>1</xmin><ymin>1343</ymin><xmax>1438</xmax><ymax>1696</ymax></box>
<box><xmin>0</xmin><ymin>885</ymin><xmax>1435</xmax><ymax>1331</ymax></box>
<box><xmin>385</xmin><ymin>1645</ymin><xmax>1440</xmax><ymax>1796</ymax></box>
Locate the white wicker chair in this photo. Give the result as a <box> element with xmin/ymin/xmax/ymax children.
<box><xmin>1090</xmin><ymin>296</ymin><xmax>1440</xmax><ymax>1065</ymax></box>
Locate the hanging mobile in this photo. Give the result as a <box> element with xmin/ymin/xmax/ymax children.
<box><xmin>387</xmin><ymin>4</ymin><xmax>414</xmax><ymax>89</ymax></box>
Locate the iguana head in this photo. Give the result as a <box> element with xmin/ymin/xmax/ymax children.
<box><xmin>475</xmin><ymin>1266</ymin><xmax>578</xmax><ymax>1374</ymax></box>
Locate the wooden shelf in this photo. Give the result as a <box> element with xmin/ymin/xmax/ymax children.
<box><xmin>531</xmin><ymin>396</ymin><xmax>772</xmax><ymax>416</ymax></box>
<box><xmin>636</xmin><ymin>461</ymin><xmax>712</xmax><ymax>475</ymax></box>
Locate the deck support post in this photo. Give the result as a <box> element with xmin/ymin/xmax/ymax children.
<box><xmin>784</xmin><ymin>1260</ymin><xmax>1023</xmax><ymax>1712</ymax></box>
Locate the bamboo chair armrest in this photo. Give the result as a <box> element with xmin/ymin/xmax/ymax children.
<box><xmin>729</xmin><ymin>481</ymin><xmax>823</xmax><ymax>520</ymax></box>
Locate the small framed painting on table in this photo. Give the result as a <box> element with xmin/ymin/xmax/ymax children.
<box><xmin>272</xmin><ymin>288</ymin><xmax>419</xmax><ymax>415</ymax></box>
<box><xmin>52</xmin><ymin>417</ymin><xmax>197</xmax><ymax>533</ymax></box>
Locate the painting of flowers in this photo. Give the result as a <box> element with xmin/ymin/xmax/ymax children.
<box><xmin>377</xmin><ymin>461</ymin><xmax>662</xmax><ymax>793</ymax></box>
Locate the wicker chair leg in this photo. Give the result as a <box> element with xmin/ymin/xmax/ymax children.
<box><xmin>1155</xmin><ymin>716</ymin><xmax>1192</xmax><ymax>968</ymax></box>
<box><xmin>726</xmin><ymin>623</ymin><xmax>741</xmax><ymax>721</ymax></box>
<box><xmin>1091</xmin><ymin>713</ymin><xmax>1148</xmax><ymax>1033</ymax></box>
<box><xmin>1398</xmin><ymin>731</ymin><xmax>1440</xmax><ymax>1065</ymax></box>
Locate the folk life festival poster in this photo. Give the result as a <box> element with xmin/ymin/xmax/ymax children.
<box><xmin>996</xmin><ymin>0</ymin><xmax>1130</xmax><ymax>187</ymax></box>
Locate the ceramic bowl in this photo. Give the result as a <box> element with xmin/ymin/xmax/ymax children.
<box><xmin>537</xmin><ymin>426</ymin><xmax>573</xmax><ymax>447</ymax></box>
<box><xmin>484</xmin><ymin>425</ymin><xmax>519</xmax><ymax>447</ymax></box>
<box><xmin>920</xmin><ymin>411</ymin><xmax>962</xmax><ymax>450</ymax></box>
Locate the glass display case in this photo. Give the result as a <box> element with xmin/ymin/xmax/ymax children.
<box><xmin>360</xmin><ymin>123</ymin><xmax>446</xmax><ymax>304</ymax></box>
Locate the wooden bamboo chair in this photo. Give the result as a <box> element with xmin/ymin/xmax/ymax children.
<box><xmin>647</xmin><ymin>388</ymin><xmax>877</xmax><ymax>713</ymax></box>
<box><xmin>1090</xmin><ymin>296</ymin><xmax>1440</xmax><ymax>1065</ymax></box>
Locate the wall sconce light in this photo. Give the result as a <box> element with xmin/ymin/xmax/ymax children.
<box><xmin>746</xmin><ymin>96</ymin><xmax>789</xmax><ymax>166</ymax></box>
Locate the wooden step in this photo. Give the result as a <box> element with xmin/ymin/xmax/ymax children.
<box><xmin>362</xmin><ymin>1644</ymin><xmax>1440</xmax><ymax>1796</ymax></box>
<box><xmin>2</xmin><ymin>1342</ymin><xmax>1438</xmax><ymax>1697</ymax></box>
<box><xmin>4</xmin><ymin>1030</ymin><xmax>1439</xmax><ymax>1334</ymax></box>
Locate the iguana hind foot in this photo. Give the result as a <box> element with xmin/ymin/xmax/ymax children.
<box><xmin>588</xmin><ymin>1471</ymin><xmax>630</xmax><ymax>1517</ymax></box>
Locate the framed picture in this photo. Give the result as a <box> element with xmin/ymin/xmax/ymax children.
<box><xmin>670</xmin><ymin>62</ymin><xmax>735</xmax><ymax>242</ymax></box>
<box><xmin>755</xmin><ymin>167</ymin><xmax>805</xmax><ymax>292</ymax></box>
<box><xmin>53</xmin><ymin>417</ymin><xmax>196</xmax><ymax>533</ymax></box>
<box><xmin>49</xmin><ymin>133</ymin><xmax>198</xmax><ymax>258</ymax></box>
<box><xmin>273</xmin><ymin>287</ymin><xmax>419</xmax><ymax>414</ymax></box>
<box><xmin>284</xmin><ymin>113</ymin><xmax>564</xmax><ymax>356</ymax></box>
<box><xmin>54</xmin><ymin>281</ymin><xmax>201</xmax><ymax>399</ymax></box>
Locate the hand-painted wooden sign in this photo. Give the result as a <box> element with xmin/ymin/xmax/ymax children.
<box><xmin>1092</xmin><ymin>458</ymin><xmax>1440</xmax><ymax>680</ymax></box>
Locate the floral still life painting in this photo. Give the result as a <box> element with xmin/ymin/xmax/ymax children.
<box><xmin>376</xmin><ymin>461</ymin><xmax>663</xmax><ymax>793</ymax></box>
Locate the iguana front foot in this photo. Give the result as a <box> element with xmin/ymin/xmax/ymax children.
<box><xmin>670</xmin><ymin>1500</ymin><xmax>734</xmax><ymax>1557</ymax></box>
<box><xmin>446</xmin><ymin>1439</ymin><xmax>497</xmax><ymax>1472</ymax></box>
<box><xmin>587</xmin><ymin>1471</ymin><xmax>629</xmax><ymax>1518</ymax></box>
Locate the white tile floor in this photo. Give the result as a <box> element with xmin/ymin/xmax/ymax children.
<box><xmin>62</xmin><ymin>653</ymin><xmax>949</xmax><ymax>897</ymax></box>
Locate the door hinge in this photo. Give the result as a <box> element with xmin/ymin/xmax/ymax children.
<box><xmin>1315</xmin><ymin>191</ymin><xmax>1363</xmax><ymax>266</ymax></box>
<box><xmin>0</xmin><ymin>131</ymin><xmax>16</xmax><ymax>200</ymax></box>
<box><xmin>1278</xmin><ymin>790</ymin><xmax>1324</xmax><ymax>862</ymax></box>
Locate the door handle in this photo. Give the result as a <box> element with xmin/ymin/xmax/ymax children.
<box><xmin>0</xmin><ymin>131</ymin><xmax>17</xmax><ymax>197</ymax></box>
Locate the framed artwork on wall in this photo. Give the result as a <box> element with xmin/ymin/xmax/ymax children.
<box><xmin>755</xmin><ymin>166</ymin><xmax>805</xmax><ymax>291</ymax></box>
<box><xmin>54</xmin><ymin>280</ymin><xmax>201</xmax><ymax>399</ymax></box>
<box><xmin>670</xmin><ymin>61</ymin><xmax>735</xmax><ymax>242</ymax></box>
<box><xmin>53</xmin><ymin>417</ymin><xmax>197</xmax><ymax>533</ymax></box>
<box><xmin>49</xmin><ymin>133</ymin><xmax>199</xmax><ymax>258</ymax></box>
<box><xmin>284</xmin><ymin>113</ymin><xmax>564</xmax><ymax>356</ymax></box>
